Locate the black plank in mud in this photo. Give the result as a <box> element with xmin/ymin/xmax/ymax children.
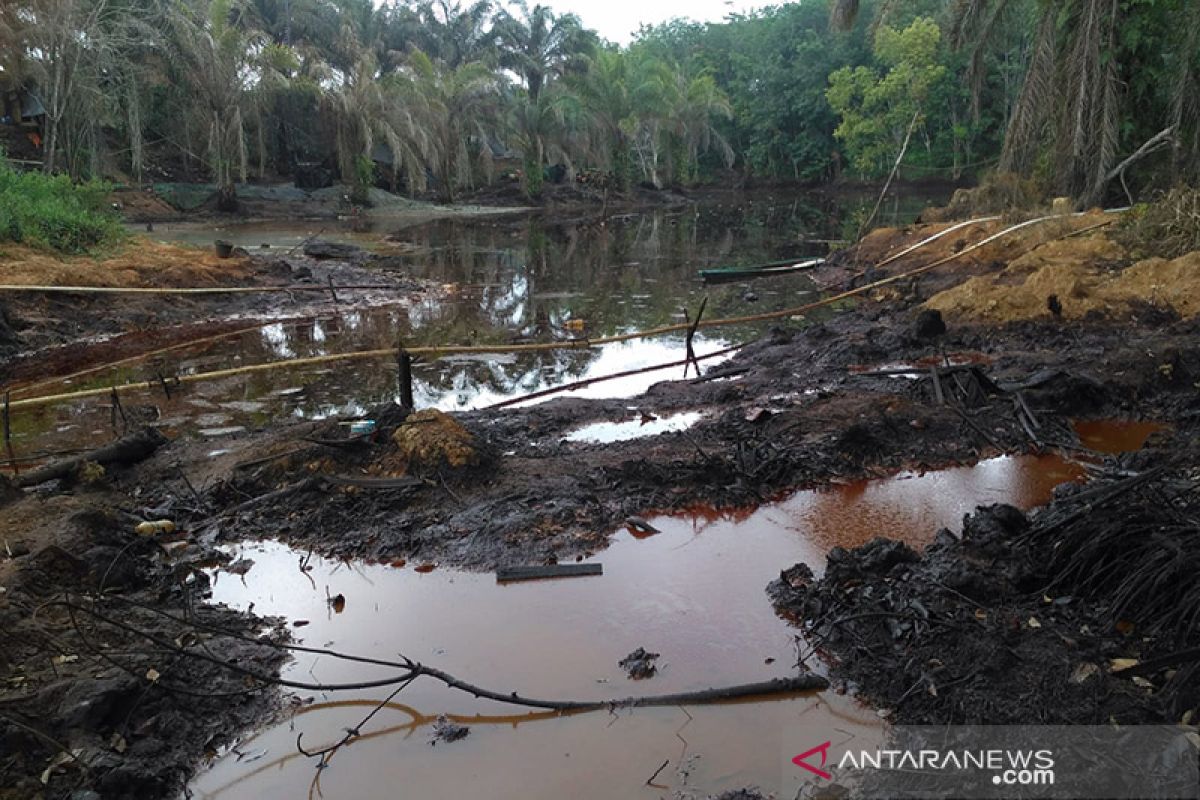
<box><xmin>496</xmin><ymin>564</ymin><xmax>603</xmax><ymax>582</ymax></box>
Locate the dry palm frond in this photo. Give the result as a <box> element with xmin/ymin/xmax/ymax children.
<box><xmin>1029</xmin><ymin>470</ymin><xmax>1200</xmax><ymax>644</ymax></box>
<box><xmin>948</xmin><ymin>0</ymin><xmax>1011</xmax><ymax>122</ymax></box>
<box><xmin>999</xmin><ymin>3</ymin><xmax>1056</xmax><ymax>175</ymax></box>
<box><xmin>829</xmin><ymin>0</ymin><xmax>860</xmax><ymax>32</ymax></box>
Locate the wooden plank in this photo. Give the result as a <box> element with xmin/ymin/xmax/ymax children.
<box><xmin>496</xmin><ymin>564</ymin><xmax>603</xmax><ymax>583</ymax></box>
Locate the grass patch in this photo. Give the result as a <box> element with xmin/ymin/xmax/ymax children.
<box><xmin>0</xmin><ymin>160</ymin><xmax>124</xmax><ymax>254</ymax></box>
<box><xmin>1114</xmin><ymin>185</ymin><xmax>1200</xmax><ymax>260</ymax></box>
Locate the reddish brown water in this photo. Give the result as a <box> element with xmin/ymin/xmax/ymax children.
<box><xmin>192</xmin><ymin>453</ymin><xmax>1087</xmax><ymax>800</ymax></box>
<box><xmin>1073</xmin><ymin>419</ymin><xmax>1165</xmax><ymax>454</ymax></box>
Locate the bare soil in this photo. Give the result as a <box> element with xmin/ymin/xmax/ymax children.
<box><xmin>0</xmin><ymin>238</ymin><xmax>433</xmax><ymax>382</ymax></box>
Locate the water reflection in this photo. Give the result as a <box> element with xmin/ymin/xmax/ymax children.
<box><xmin>8</xmin><ymin>191</ymin><xmax>946</xmax><ymax>456</ymax></box>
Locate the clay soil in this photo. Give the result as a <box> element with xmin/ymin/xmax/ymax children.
<box><xmin>0</xmin><ymin>237</ymin><xmax>436</xmax><ymax>385</ymax></box>
<box><xmin>3</xmin><ymin>214</ymin><xmax>1200</xmax><ymax>798</ymax></box>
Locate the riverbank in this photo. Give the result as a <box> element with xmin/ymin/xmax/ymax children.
<box><xmin>2</xmin><ymin>208</ymin><xmax>1199</xmax><ymax>797</ymax></box>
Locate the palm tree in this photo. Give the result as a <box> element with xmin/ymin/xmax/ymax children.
<box><xmin>166</xmin><ymin>0</ymin><xmax>273</xmax><ymax>211</ymax></box>
<box><xmin>396</xmin><ymin>49</ymin><xmax>501</xmax><ymax>201</ymax></box>
<box><xmin>412</xmin><ymin>0</ymin><xmax>498</xmax><ymax>69</ymax></box>
<box><xmin>495</xmin><ymin>2</ymin><xmax>596</xmax><ymax>101</ymax></box>
<box><xmin>323</xmin><ymin>49</ymin><xmax>434</xmax><ymax>202</ymax></box>
<box><xmin>568</xmin><ymin>50</ymin><xmax>667</xmax><ymax>191</ymax></box>
<box><xmin>664</xmin><ymin>69</ymin><xmax>734</xmax><ymax>185</ymax></box>
<box><xmin>506</xmin><ymin>87</ymin><xmax>577</xmax><ymax>197</ymax></box>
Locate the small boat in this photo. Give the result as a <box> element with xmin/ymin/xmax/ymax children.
<box><xmin>699</xmin><ymin>257</ymin><xmax>825</xmax><ymax>284</ymax></box>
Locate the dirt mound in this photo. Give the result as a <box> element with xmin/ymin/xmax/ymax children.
<box><xmin>925</xmin><ymin>234</ymin><xmax>1200</xmax><ymax>322</ymax></box>
<box><xmin>0</xmin><ymin>237</ymin><xmax>253</xmax><ymax>288</ymax></box>
<box><xmin>391</xmin><ymin>409</ymin><xmax>479</xmax><ymax>471</ymax></box>
<box><xmin>110</xmin><ymin>188</ymin><xmax>181</xmax><ymax>222</ymax></box>
<box><xmin>919</xmin><ymin>173</ymin><xmax>1044</xmax><ymax>223</ymax></box>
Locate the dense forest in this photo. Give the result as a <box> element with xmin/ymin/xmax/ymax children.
<box><xmin>1</xmin><ymin>0</ymin><xmax>1197</xmax><ymax>209</ymax></box>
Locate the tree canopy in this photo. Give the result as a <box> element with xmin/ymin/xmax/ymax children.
<box><xmin>3</xmin><ymin>0</ymin><xmax>1196</xmax><ymax>205</ymax></box>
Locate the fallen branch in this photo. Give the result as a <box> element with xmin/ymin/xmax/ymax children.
<box><xmin>1103</xmin><ymin>126</ymin><xmax>1176</xmax><ymax>190</ymax></box>
<box><xmin>411</xmin><ymin>663</ymin><xmax>827</xmax><ymax>711</ymax></box>
<box><xmin>213</xmin><ymin>476</ymin><xmax>323</xmax><ymax>519</ymax></box>
<box><xmin>58</xmin><ymin>597</ymin><xmax>828</xmax><ymax>712</ymax></box>
<box><xmin>857</xmin><ymin>110</ymin><xmax>921</xmax><ymax>242</ymax></box>
<box><xmin>15</xmin><ymin>428</ymin><xmax>167</xmax><ymax>488</ymax></box>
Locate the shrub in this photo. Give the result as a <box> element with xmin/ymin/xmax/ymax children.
<box><xmin>0</xmin><ymin>160</ymin><xmax>123</xmax><ymax>254</ymax></box>
<box><xmin>1114</xmin><ymin>185</ymin><xmax>1200</xmax><ymax>260</ymax></box>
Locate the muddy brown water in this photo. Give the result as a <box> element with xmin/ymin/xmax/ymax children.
<box><xmin>6</xmin><ymin>192</ymin><xmax>940</xmax><ymax>461</ymax></box>
<box><xmin>190</xmin><ymin>445</ymin><xmax>1129</xmax><ymax>800</ymax></box>
<box><xmin>1072</xmin><ymin>419</ymin><xmax>1166</xmax><ymax>454</ymax></box>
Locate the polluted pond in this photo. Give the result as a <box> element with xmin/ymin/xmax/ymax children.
<box><xmin>191</xmin><ymin>451</ymin><xmax>1095</xmax><ymax>800</ymax></box>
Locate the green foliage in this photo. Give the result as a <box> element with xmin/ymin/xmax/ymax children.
<box><xmin>827</xmin><ymin>17</ymin><xmax>948</xmax><ymax>175</ymax></box>
<box><xmin>8</xmin><ymin>0</ymin><xmax>1197</xmax><ymax>203</ymax></box>
<box><xmin>0</xmin><ymin>162</ymin><xmax>122</xmax><ymax>254</ymax></box>
<box><xmin>351</xmin><ymin>156</ymin><xmax>375</xmax><ymax>204</ymax></box>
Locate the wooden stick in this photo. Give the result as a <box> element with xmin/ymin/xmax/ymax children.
<box><xmin>397</xmin><ymin>346</ymin><xmax>414</xmax><ymax>410</ymax></box>
<box><xmin>930</xmin><ymin>367</ymin><xmax>945</xmax><ymax>406</ymax></box>
<box><xmin>486</xmin><ymin>344</ymin><xmax>742</xmax><ymax>410</ymax></box>
<box><xmin>2</xmin><ymin>391</ymin><xmax>15</xmax><ymax>477</ymax></box>
<box><xmin>857</xmin><ymin>110</ymin><xmax>921</xmax><ymax>242</ymax></box>
<box><xmin>684</xmin><ymin>296</ymin><xmax>707</xmax><ymax>378</ymax></box>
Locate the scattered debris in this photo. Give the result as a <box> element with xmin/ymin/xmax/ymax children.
<box><xmin>619</xmin><ymin>648</ymin><xmax>661</xmax><ymax>680</ymax></box>
<box><xmin>430</xmin><ymin>715</ymin><xmax>470</xmax><ymax>745</ymax></box>
<box><xmin>135</xmin><ymin>519</ymin><xmax>176</xmax><ymax>537</ymax></box>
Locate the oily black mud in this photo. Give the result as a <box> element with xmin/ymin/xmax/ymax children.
<box><xmin>0</xmin><ymin>499</ymin><xmax>286</xmax><ymax>800</ymax></box>
<box><xmin>171</xmin><ymin>303</ymin><xmax>1200</xmax><ymax>570</ymax></box>
<box><xmin>769</xmin><ymin>433</ymin><xmax>1200</xmax><ymax>729</ymax></box>
<box><xmin>3</xmin><ymin>235</ymin><xmax>1200</xmax><ymax>797</ymax></box>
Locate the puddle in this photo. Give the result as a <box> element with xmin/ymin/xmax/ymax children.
<box><xmin>563</xmin><ymin>412</ymin><xmax>704</xmax><ymax>444</ymax></box>
<box><xmin>1073</xmin><ymin>419</ymin><xmax>1165</xmax><ymax>454</ymax></box>
<box><xmin>192</xmin><ymin>453</ymin><xmax>1083</xmax><ymax>800</ymax></box>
